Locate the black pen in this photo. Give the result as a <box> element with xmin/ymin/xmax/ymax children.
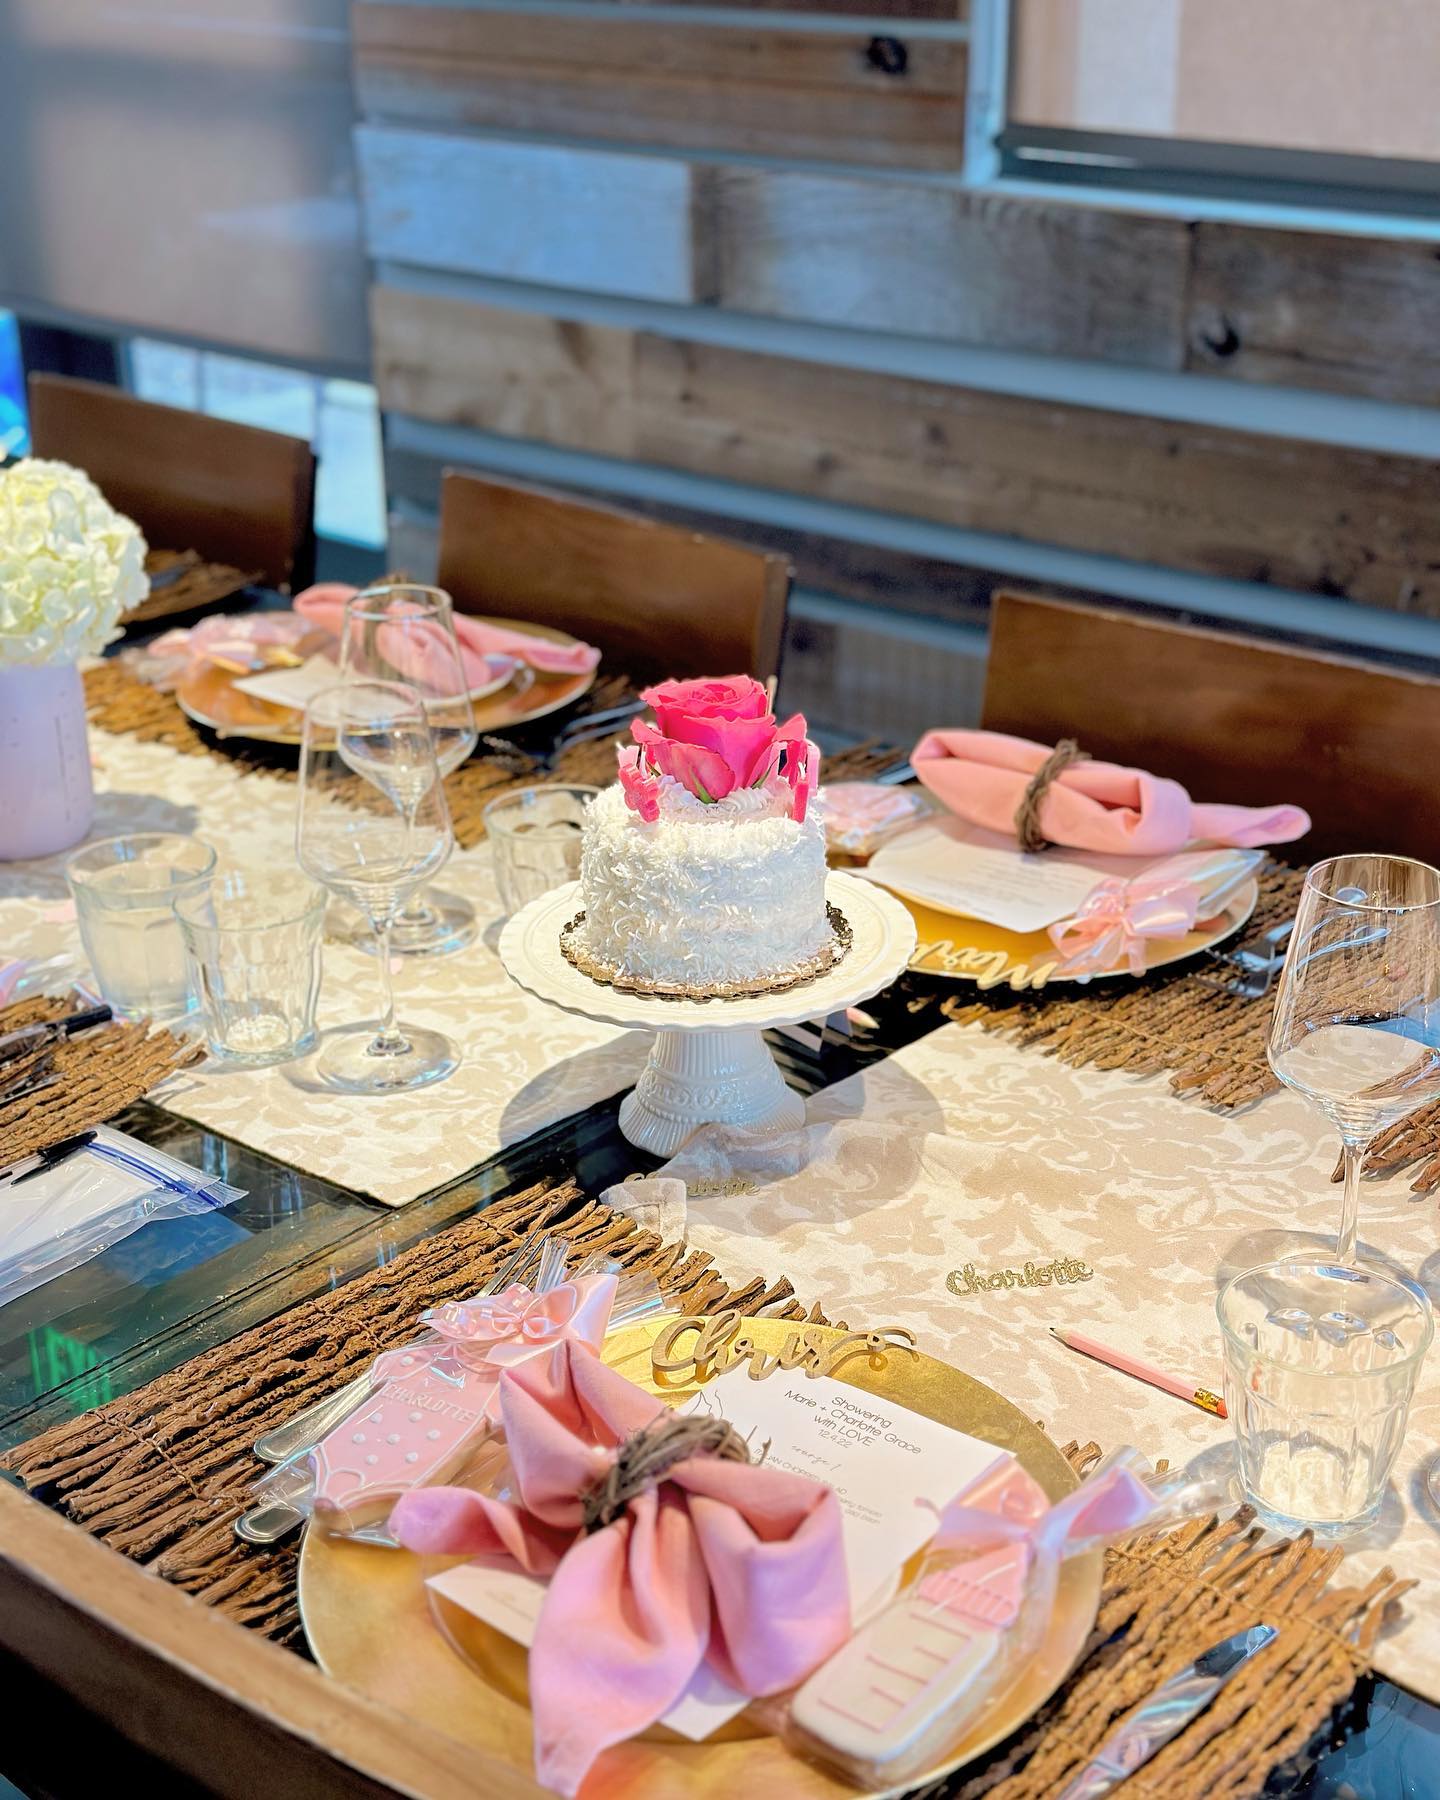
<box><xmin>5</xmin><ymin>1130</ymin><xmax>99</xmax><ymax>1187</ymax></box>
<box><xmin>0</xmin><ymin>1004</ymin><xmax>113</xmax><ymax>1068</ymax></box>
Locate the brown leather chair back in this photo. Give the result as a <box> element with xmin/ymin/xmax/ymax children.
<box><xmin>27</xmin><ymin>373</ymin><xmax>317</xmax><ymax>592</ymax></box>
<box><xmin>981</xmin><ymin>590</ymin><xmax>1440</xmax><ymax>864</ymax></box>
<box><xmin>437</xmin><ymin>471</ymin><xmax>790</xmax><ymax>683</ymax></box>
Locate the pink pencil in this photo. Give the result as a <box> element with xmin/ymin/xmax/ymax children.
<box><xmin>1049</xmin><ymin>1325</ymin><xmax>1227</xmax><ymax>1419</ymax></box>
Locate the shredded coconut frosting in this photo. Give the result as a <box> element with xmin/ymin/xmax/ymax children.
<box><xmin>573</xmin><ymin>779</ymin><xmax>830</xmax><ymax>987</ymax></box>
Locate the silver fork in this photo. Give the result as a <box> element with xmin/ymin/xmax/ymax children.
<box><xmin>481</xmin><ymin>699</ymin><xmax>644</xmax><ymax>775</ymax></box>
<box><xmin>1193</xmin><ymin>918</ymin><xmax>1295</xmax><ymax>1000</ymax></box>
<box><xmin>235</xmin><ymin>1226</ymin><xmax>550</xmax><ymax>1545</ymax></box>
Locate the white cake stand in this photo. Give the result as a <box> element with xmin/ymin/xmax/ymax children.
<box><xmin>498</xmin><ymin>871</ymin><xmax>917</xmax><ymax>1157</ymax></box>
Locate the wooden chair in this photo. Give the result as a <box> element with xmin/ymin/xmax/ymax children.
<box><xmin>436</xmin><ymin>472</ymin><xmax>791</xmax><ymax>684</ymax></box>
<box><xmin>26</xmin><ymin>373</ymin><xmax>317</xmax><ymax>592</ymax></box>
<box><xmin>981</xmin><ymin>591</ymin><xmax>1440</xmax><ymax>864</ymax></box>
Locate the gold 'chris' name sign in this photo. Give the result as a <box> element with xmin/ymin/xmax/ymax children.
<box><xmin>947</xmin><ymin>1258</ymin><xmax>1094</xmax><ymax>1298</ymax></box>
<box><xmin>911</xmin><ymin>939</ymin><xmax>1059</xmax><ymax>991</ymax></box>
<box><xmin>652</xmin><ymin>1310</ymin><xmax>917</xmax><ymax>1385</ymax></box>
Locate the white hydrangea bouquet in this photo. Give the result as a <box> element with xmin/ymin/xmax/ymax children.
<box><xmin>0</xmin><ymin>458</ymin><xmax>149</xmax><ymax>860</ymax></box>
<box><xmin>0</xmin><ymin>457</ymin><xmax>148</xmax><ymax>668</ymax></box>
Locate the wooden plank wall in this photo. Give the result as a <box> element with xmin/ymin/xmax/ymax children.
<box><xmin>356</xmin><ymin>126</ymin><xmax>1440</xmax><ymax>406</ymax></box>
<box><xmin>351</xmin><ymin>0</ymin><xmax>1440</xmax><ymax>650</ymax></box>
<box><xmin>373</xmin><ymin>289</ymin><xmax>1440</xmax><ymax>616</ymax></box>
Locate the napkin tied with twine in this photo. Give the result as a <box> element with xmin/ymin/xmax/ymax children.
<box><xmin>912</xmin><ymin>729</ymin><xmax>1310</xmax><ymax>856</ymax></box>
<box><xmin>391</xmin><ymin>1339</ymin><xmax>849</xmax><ymax>1795</ymax></box>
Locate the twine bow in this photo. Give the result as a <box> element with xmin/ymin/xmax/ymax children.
<box><xmin>581</xmin><ymin>1413</ymin><xmax>753</xmax><ymax>1532</ymax></box>
<box><xmin>1015</xmin><ymin>738</ymin><xmax>1091</xmax><ymax>853</ymax></box>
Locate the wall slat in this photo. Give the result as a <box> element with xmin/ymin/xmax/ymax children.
<box><xmin>1187</xmin><ymin>221</ymin><xmax>1440</xmax><ymax>407</ymax></box>
<box><xmin>553</xmin><ymin>0</ymin><xmax>967</xmax><ymax>13</ymax></box>
<box><xmin>352</xmin><ymin>5</ymin><xmax>967</xmax><ymax>169</ymax></box>
<box><xmin>371</xmin><ymin>286</ymin><xmax>1440</xmax><ymax>618</ymax></box>
<box><xmin>715</xmin><ymin>170</ymin><xmax>1190</xmax><ymax>365</ymax></box>
<box><xmin>355</xmin><ymin>127</ymin><xmax>715</xmax><ymax>303</ymax></box>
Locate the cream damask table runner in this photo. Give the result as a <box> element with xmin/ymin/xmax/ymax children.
<box><xmin>662</xmin><ymin>1024</ymin><xmax>1440</xmax><ymax>1702</ymax></box>
<box><xmin>0</xmin><ymin>732</ymin><xmax>648</xmax><ymax>1204</ymax></box>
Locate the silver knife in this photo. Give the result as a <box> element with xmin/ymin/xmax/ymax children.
<box><xmin>1055</xmin><ymin>1624</ymin><xmax>1277</xmax><ymax>1800</ymax></box>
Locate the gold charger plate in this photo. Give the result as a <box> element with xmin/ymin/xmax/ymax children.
<box><xmin>902</xmin><ymin>878</ymin><xmax>1257</xmax><ymax>992</ymax></box>
<box><xmin>299</xmin><ymin>1317</ymin><xmax>1099</xmax><ymax>1800</ymax></box>
<box><xmin>175</xmin><ymin>614</ymin><xmax>597</xmax><ymax>747</ymax></box>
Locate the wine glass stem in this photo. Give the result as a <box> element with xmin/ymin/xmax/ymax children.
<box><xmin>1337</xmin><ymin>1139</ymin><xmax>1364</xmax><ymax>1264</ymax></box>
<box><xmin>369</xmin><ymin>920</ymin><xmax>410</xmax><ymax>1058</ymax></box>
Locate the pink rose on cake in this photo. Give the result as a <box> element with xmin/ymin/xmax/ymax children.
<box><xmin>620</xmin><ymin>674</ymin><xmax>819</xmax><ymax>822</ymax></box>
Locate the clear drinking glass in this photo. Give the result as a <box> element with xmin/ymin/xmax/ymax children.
<box><xmin>296</xmin><ymin>680</ymin><xmax>460</xmax><ymax>1094</ymax></box>
<box><xmin>483</xmin><ymin>786</ymin><xmax>598</xmax><ymax>916</ymax></box>
<box><xmin>1268</xmin><ymin>855</ymin><xmax>1440</xmax><ymax>1263</ymax></box>
<box><xmin>1218</xmin><ymin>1258</ymin><xmax>1432</xmax><ymax>1536</ymax></box>
<box><xmin>176</xmin><ymin>870</ymin><xmax>325</xmax><ymax>1066</ymax></box>
<box><xmin>66</xmin><ymin>833</ymin><xmax>217</xmax><ymax>1022</ymax></box>
<box><xmin>338</xmin><ymin>582</ymin><xmax>479</xmax><ymax>957</ymax></box>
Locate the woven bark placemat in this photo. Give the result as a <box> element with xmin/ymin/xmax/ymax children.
<box><xmin>124</xmin><ymin>549</ymin><xmax>262</xmax><ymax>626</ymax></box>
<box><xmin>3</xmin><ymin>1183</ymin><xmax>1408</xmax><ymax>1799</ymax></box>
<box><xmin>0</xmin><ymin>995</ymin><xmax>205</xmax><ymax>1164</ymax></box>
<box><xmin>2</xmin><ymin>1179</ymin><xmax>824</xmax><ymax>1640</ymax></box>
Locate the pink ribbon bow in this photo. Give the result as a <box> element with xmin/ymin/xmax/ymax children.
<box><xmin>1048</xmin><ymin>869</ymin><xmax>1202</xmax><ymax>978</ymax></box>
<box><xmin>420</xmin><ymin>1277</ymin><xmax>618</xmax><ymax>1387</ymax></box>
<box><xmin>1047</xmin><ymin>848</ymin><xmax>1265</xmax><ymax>978</ymax></box>
<box><xmin>916</xmin><ymin>1458</ymin><xmax>1156</xmax><ymax>1627</ymax></box>
<box><xmin>391</xmin><ymin>1339</ymin><xmax>850</xmax><ymax>1796</ymax></box>
<box><xmin>143</xmin><ymin>612</ymin><xmax>320</xmax><ymax>690</ymax></box>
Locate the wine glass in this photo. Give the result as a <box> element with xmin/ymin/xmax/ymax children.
<box><xmin>337</xmin><ymin>582</ymin><xmax>479</xmax><ymax>957</ymax></box>
<box><xmin>1268</xmin><ymin>854</ymin><xmax>1440</xmax><ymax>1263</ymax></box>
<box><xmin>296</xmin><ymin>679</ymin><xmax>461</xmax><ymax>1094</ymax></box>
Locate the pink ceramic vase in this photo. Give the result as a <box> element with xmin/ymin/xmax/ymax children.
<box><xmin>0</xmin><ymin>664</ymin><xmax>95</xmax><ymax>860</ymax></box>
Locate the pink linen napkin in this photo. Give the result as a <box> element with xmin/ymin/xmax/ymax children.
<box><xmin>911</xmin><ymin>729</ymin><xmax>1310</xmax><ymax>856</ymax></box>
<box><xmin>294</xmin><ymin>584</ymin><xmax>600</xmax><ymax>681</ymax></box>
<box><xmin>391</xmin><ymin>1339</ymin><xmax>849</xmax><ymax>1796</ymax></box>
<box><xmin>140</xmin><ymin>611</ymin><xmax>318</xmax><ymax>691</ymax></box>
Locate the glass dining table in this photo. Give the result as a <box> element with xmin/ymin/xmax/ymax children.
<box><xmin>0</xmin><ymin>600</ymin><xmax>1431</xmax><ymax>1800</ymax></box>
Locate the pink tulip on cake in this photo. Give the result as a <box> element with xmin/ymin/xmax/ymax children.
<box><xmin>625</xmin><ymin>675</ymin><xmax>818</xmax><ymax>820</ymax></box>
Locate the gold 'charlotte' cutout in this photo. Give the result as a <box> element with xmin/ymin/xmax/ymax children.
<box><xmin>947</xmin><ymin>1258</ymin><xmax>1094</xmax><ymax>1297</ymax></box>
<box><xmin>651</xmin><ymin>1310</ymin><xmax>917</xmax><ymax>1386</ymax></box>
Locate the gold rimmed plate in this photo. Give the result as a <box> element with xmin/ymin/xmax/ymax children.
<box><xmin>298</xmin><ymin>1317</ymin><xmax>1099</xmax><ymax>1799</ymax></box>
<box><xmin>175</xmin><ymin>614</ymin><xmax>597</xmax><ymax>747</ymax></box>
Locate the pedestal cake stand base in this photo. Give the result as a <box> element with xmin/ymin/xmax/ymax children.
<box><xmin>499</xmin><ymin>872</ymin><xmax>916</xmax><ymax>1157</ymax></box>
